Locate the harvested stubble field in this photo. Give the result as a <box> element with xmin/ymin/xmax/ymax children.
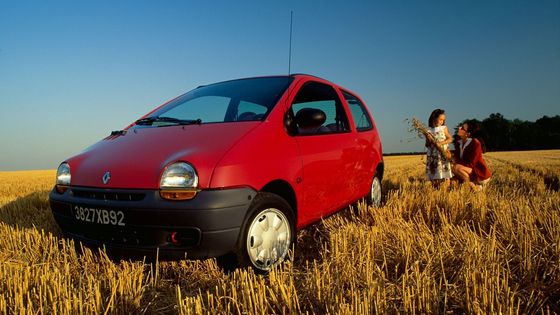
<box><xmin>0</xmin><ymin>150</ymin><xmax>559</xmax><ymax>314</ymax></box>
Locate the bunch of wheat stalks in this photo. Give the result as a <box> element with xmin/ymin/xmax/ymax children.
<box><xmin>409</xmin><ymin>117</ymin><xmax>453</xmax><ymax>162</ymax></box>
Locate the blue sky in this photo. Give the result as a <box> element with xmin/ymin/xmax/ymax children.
<box><xmin>1</xmin><ymin>0</ymin><xmax>559</xmax><ymax>171</ymax></box>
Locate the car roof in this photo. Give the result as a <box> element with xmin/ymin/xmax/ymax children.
<box><xmin>196</xmin><ymin>74</ymin><xmax>331</xmax><ymax>88</ymax></box>
<box><xmin>194</xmin><ymin>74</ymin><xmax>361</xmax><ymax>98</ymax></box>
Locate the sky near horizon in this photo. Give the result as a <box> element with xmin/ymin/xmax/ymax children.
<box><xmin>1</xmin><ymin>0</ymin><xmax>559</xmax><ymax>171</ymax></box>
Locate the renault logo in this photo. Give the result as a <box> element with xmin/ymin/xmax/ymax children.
<box><xmin>102</xmin><ymin>171</ymin><xmax>111</xmax><ymax>184</ymax></box>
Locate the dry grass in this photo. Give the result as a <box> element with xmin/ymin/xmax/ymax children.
<box><xmin>1</xmin><ymin>151</ymin><xmax>559</xmax><ymax>314</ymax></box>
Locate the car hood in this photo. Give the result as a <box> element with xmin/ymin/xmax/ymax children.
<box><xmin>67</xmin><ymin>123</ymin><xmax>259</xmax><ymax>189</ymax></box>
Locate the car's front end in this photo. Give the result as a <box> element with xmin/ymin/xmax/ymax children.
<box><xmin>50</xmin><ymin>175</ymin><xmax>256</xmax><ymax>259</ymax></box>
<box><xmin>49</xmin><ymin>76</ymin><xmax>294</xmax><ymax>260</ymax></box>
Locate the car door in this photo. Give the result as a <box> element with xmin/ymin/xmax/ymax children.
<box><xmin>288</xmin><ymin>81</ymin><xmax>359</xmax><ymax>221</ymax></box>
<box><xmin>341</xmin><ymin>90</ymin><xmax>378</xmax><ymax>201</ymax></box>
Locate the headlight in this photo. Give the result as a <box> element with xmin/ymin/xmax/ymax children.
<box><xmin>160</xmin><ymin>162</ymin><xmax>198</xmax><ymax>188</ymax></box>
<box><xmin>55</xmin><ymin>162</ymin><xmax>71</xmax><ymax>193</ymax></box>
<box><xmin>160</xmin><ymin>162</ymin><xmax>198</xmax><ymax>200</ymax></box>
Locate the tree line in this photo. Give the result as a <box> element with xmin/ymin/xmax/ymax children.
<box><xmin>460</xmin><ymin>113</ymin><xmax>560</xmax><ymax>152</ymax></box>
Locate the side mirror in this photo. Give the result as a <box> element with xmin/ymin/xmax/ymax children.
<box><xmin>295</xmin><ymin>108</ymin><xmax>326</xmax><ymax>129</ymax></box>
<box><xmin>284</xmin><ymin>109</ymin><xmax>298</xmax><ymax>136</ymax></box>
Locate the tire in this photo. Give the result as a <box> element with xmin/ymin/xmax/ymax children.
<box><xmin>236</xmin><ymin>192</ymin><xmax>295</xmax><ymax>272</ymax></box>
<box><xmin>367</xmin><ymin>173</ymin><xmax>382</xmax><ymax>207</ymax></box>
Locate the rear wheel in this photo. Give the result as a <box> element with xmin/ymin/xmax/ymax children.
<box><xmin>237</xmin><ymin>192</ymin><xmax>295</xmax><ymax>272</ymax></box>
<box><xmin>367</xmin><ymin>173</ymin><xmax>382</xmax><ymax>207</ymax></box>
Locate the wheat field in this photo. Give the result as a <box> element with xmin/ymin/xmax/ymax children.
<box><xmin>0</xmin><ymin>151</ymin><xmax>559</xmax><ymax>314</ymax></box>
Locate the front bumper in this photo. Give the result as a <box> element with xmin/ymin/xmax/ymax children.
<box><xmin>49</xmin><ymin>186</ymin><xmax>257</xmax><ymax>260</ymax></box>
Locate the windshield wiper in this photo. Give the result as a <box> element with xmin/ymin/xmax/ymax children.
<box><xmin>135</xmin><ymin>117</ymin><xmax>157</xmax><ymax>125</ymax></box>
<box><xmin>135</xmin><ymin>116</ymin><xmax>202</xmax><ymax>126</ymax></box>
<box><xmin>175</xmin><ymin>118</ymin><xmax>202</xmax><ymax>125</ymax></box>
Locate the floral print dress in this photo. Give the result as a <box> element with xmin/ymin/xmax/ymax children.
<box><xmin>426</xmin><ymin>126</ymin><xmax>453</xmax><ymax>180</ymax></box>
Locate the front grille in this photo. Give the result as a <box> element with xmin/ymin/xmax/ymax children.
<box><xmin>71</xmin><ymin>189</ymin><xmax>145</xmax><ymax>201</ymax></box>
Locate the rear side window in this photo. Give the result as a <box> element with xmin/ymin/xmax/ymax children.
<box><xmin>343</xmin><ymin>91</ymin><xmax>373</xmax><ymax>131</ymax></box>
<box><xmin>291</xmin><ymin>82</ymin><xmax>350</xmax><ymax>135</ymax></box>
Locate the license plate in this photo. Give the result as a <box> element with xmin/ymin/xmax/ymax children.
<box><xmin>73</xmin><ymin>205</ymin><xmax>125</xmax><ymax>226</ymax></box>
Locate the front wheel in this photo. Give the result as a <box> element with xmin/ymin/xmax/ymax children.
<box><xmin>237</xmin><ymin>192</ymin><xmax>295</xmax><ymax>272</ymax></box>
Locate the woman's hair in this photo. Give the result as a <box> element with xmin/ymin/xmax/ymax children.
<box><xmin>462</xmin><ymin>120</ymin><xmax>487</xmax><ymax>152</ymax></box>
<box><xmin>463</xmin><ymin>120</ymin><xmax>478</xmax><ymax>135</ymax></box>
<box><xmin>428</xmin><ymin>108</ymin><xmax>445</xmax><ymax>128</ymax></box>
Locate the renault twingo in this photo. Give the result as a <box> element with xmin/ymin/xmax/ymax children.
<box><xmin>49</xmin><ymin>74</ymin><xmax>383</xmax><ymax>272</ymax></box>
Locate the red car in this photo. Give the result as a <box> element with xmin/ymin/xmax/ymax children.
<box><xmin>49</xmin><ymin>74</ymin><xmax>383</xmax><ymax>271</ymax></box>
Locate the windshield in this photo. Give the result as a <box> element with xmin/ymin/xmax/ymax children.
<box><xmin>140</xmin><ymin>76</ymin><xmax>293</xmax><ymax>126</ymax></box>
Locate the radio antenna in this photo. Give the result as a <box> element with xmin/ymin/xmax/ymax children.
<box><xmin>288</xmin><ymin>11</ymin><xmax>293</xmax><ymax>75</ymax></box>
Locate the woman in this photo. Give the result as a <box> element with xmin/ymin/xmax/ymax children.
<box><xmin>452</xmin><ymin>121</ymin><xmax>492</xmax><ymax>190</ymax></box>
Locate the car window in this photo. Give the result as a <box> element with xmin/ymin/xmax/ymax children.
<box><xmin>236</xmin><ymin>101</ymin><xmax>268</xmax><ymax>121</ymax></box>
<box><xmin>156</xmin><ymin>96</ymin><xmax>231</xmax><ymax>123</ymax></box>
<box><xmin>290</xmin><ymin>82</ymin><xmax>350</xmax><ymax>135</ymax></box>
<box><xmin>342</xmin><ymin>91</ymin><xmax>373</xmax><ymax>132</ymax></box>
<box><xmin>145</xmin><ymin>77</ymin><xmax>293</xmax><ymax>125</ymax></box>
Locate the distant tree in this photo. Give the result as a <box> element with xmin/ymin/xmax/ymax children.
<box><xmin>510</xmin><ymin>119</ymin><xmax>542</xmax><ymax>150</ymax></box>
<box><xmin>456</xmin><ymin>113</ymin><xmax>559</xmax><ymax>152</ymax></box>
<box><xmin>536</xmin><ymin>115</ymin><xmax>560</xmax><ymax>149</ymax></box>
<box><xmin>482</xmin><ymin>113</ymin><xmax>511</xmax><ymax>151</ymax></box>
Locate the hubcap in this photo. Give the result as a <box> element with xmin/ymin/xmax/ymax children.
<box><xmin>370</xmin><ymin>177</ymin><xmax>382</xmax><ymax>207</ymax></box>
<box><xmin>246</xmin><ymin>208</ymin><xmax>291</xmax><ymax>270</ymax></box>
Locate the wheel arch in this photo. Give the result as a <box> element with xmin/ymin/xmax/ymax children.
<box><xmin>260</xmin><ymin>180</ymin><xmax>298</xmax><ymax>225</ymax></box>
<box><xmin>375</xmin><ymin>160</ymin><xmax>384</xmax><ymax>181</ymax></box>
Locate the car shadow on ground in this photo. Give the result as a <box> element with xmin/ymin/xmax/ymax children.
<box><xmin>292</xmin><ymin>184</ymin><xmax>393</xmax><ymax>268</ymax></box>
<box><xmin>0</xmin><ymin>190</ymin><xmax>61</xmax><ymax>235</ymax></box>
<box><xmin>294</xmin><ymin>221</ymin><xmax>330</xmax><ymax>266</ymax></box>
